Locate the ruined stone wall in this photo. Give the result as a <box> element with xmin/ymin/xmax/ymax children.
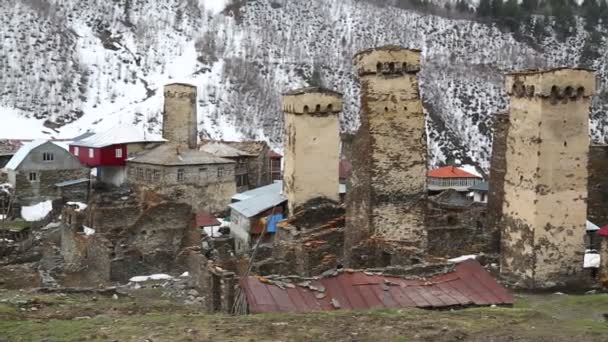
<box><xmin>426</xmin><ymin>205</ymin><xmax>491</xmax><ymax>257</ymax></box>
<box><xmin>163</xmin><ymin>83</ymin><xmax>197</xmax><ymax>149</ymax></box>
<box><xmin>188</xmin><ymin>252</ymin><xmax>236</xmax><ymax>314</ymax></box>
<box><xmin>501</xmin><ymin>68</ymin><xmax>595</xmax><ymax>288</ymax></box>
<box><xmin>588</xmin><ymin>145</ymin><xmax>608</xmax><ymax>226</ymax></box>
<box><xmin>487</xmin><ymin>112</ymin><xmax>510</xmax><ymax>251</ymax></box>
<box><xmin>345</xmin><ymin>46</ymin><xmax>427</xmax><ymax>264</ymax></box>
<box><xmin>282</xmin><ymin>88</ymin><xmax>341</xmax><ymax>214</ymax></box>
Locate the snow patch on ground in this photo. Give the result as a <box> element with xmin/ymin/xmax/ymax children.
<box><xmin>129</xmin><ymin>274</ymin><xmax>174</xmax><ymax>282</ymax></box>
<box><xmin>448</xmin><ymin>254</ymin><xmax>477</xmax><ymax>263</ymax></box>
<box><xmin>67</xmin><ymin>202</ymin><xmax>88</xmax><ymax>212</ymax></box>
<box><xmin>200</xmin><ymin>0</ymin><xmax>232</xmax><ymax>15</ymax></box>
<box><xmin>83</xmin><ymin>226</ymin><xmax>95</xmax><ymax>236</ymax></box>
<box><xmin>21</xmin><ymin>200</ymin><xmax>53</xmax><ymax>222</ymax></box>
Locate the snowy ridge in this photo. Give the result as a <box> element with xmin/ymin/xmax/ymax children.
<box><xmin>0</xmin><ymin>0</ymin><xmax>607</xmax><ymax>172</ymax></box>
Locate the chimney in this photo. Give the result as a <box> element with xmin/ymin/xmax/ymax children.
<box><xmin>162</xmin><ymin>83</ymin><xmax>198</xmax><ymax>149</ymax></box>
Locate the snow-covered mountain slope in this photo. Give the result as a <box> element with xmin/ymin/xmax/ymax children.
<box><xmin>1</xmin><ymin>0</ymin><xmax>606</xmax><ymax>172</ymax></box>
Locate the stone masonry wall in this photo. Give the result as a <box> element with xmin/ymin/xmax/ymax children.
<box><xmin>487</xmin><ymin>112</ymin><xmax>510</xmax><ymax>251</ymax></box>
<box><xmin>345</xmin><ymin>46</ymin><xmax>427</xmax><ymax>264</ymax></box>
<box><xmin>588</xmin><ymin>145</ymin><xmax>608</xmax><ymax>226</ymax></box>
<box><xmin>16</xmin><ymin>168</ymin><xmax>88</xmax><ymax>204</ymax></box>
<box><xmin>500</xmin><ymin>68</ymin><xmax>595</xmax><ymax>288</ymax></box>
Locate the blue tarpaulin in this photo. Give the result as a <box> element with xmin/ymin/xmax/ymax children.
<box><xmin>266</xmin><ymin>213</ymin><xmax>283</xmax><ymax>233</ymax></box>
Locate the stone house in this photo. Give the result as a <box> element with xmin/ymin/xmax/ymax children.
<box><xmin>127</xmin><ymin>144</ymin><xmax>236</xmax><ymax>214</ymax></box>
<box><xmin>200</xmin><ymin>140</ymin><xmax>279</xmax><ymax>192</ymax></box>
<box><xmin>3</xmin><ymin>140</ymin><xmax>88</xmax><ymax>204</ymax></box>
<box><xmin>200</xmin><ymin>142</ymin><xmax>257</xmax><ymax>193</ymax></box>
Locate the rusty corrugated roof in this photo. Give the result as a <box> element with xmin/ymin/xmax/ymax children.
<box><xmin>240</xmin><ymin>260</ymin><xmax>513</xmax><ymax>314</ymax></box>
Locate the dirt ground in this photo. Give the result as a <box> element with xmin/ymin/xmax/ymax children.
<box><xmin>0</xmin><ymin>288</ymin><xmax>607</xmax><ymax>342</ymax></box>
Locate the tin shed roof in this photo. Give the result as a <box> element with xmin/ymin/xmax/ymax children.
<box><xmin>196</xmin><ymin>211</ymin><xmax>221</xmax><ymax>227</ymax></box>
<box><xmin>240</xmin><ymin>260</ymin><xmax>513</xmax><ymax>314</ymax></box>
<box><xmin>229</xmin><ymin>192</ymin><xmax>287</xmax><ymax>218</ymax></box>
<box><xmin>73</xmin><ymin>124</ymin><xmax>166</xmax><ymax>148</ymax></box>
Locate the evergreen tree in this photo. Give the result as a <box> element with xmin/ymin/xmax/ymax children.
<box><xmin>478</xmin><ymin>0</ymin><xmax>492</xmax><ymax>17</ymax></box>
<box><xmin>490</xmin><ymin>0</ymin><xmax>503</xmax><ymax>17</ymax></box>
<box><xmin>522</xmin><ymin>0</ymin><xmax>539</xmax><ymax>12</ymax></box>
<box><xmin>600</xmin><ymin>0</ymin><xmax>608</xmax><ymax>28</ymax></box>
<box><xmin>503</xmin><ymin>0</ymin><xmax>522</xmax><ymax>31</ymax></box>
<box><xmin>582</xmin><ymin>0</ymin><xmax>600</xmax><ymax>31</ymax></box>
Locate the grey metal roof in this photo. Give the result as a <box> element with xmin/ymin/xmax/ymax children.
<box><xmin>469</xmin><ymin>181</ymin><xmax>489</xmax><ymax>192</ymax></box>
<box><xmin>55</xmin><ymin>178</ymin><xmax>90</xmax><ymax>187</ymax></box>
<box><xmin>128</xmin><ymin>144</ymin><xmax>234</xmax><ymax>166</ymax></box>
<box><xmin>232</xmin><ymin>181</ymin><xmax>345</xmax><ymax>202</ymax></box>
<box><xmin>232</xmin><ymin>182</ymin><xmax>283</xmax><ymax>202</ymax></box>
<box><xmin>229</xmin><ymin>192</ymin><xmax>287</xmax><ymax>218</ymax></box>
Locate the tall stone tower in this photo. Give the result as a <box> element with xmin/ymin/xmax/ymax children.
<box><xmin>500</xmin><ymin>68</ymin><xmax>596</xmax><ymax>288</ymax></box>
<box><xmin>163</xmin><ymin>83</ymin><xmax>198</xmax><ymax>149</ymax></box>
<box><xmin>487</xmin><ymin>111</ymin><xmax>510</xmax><ymax>252</ymax></box>
<box><xmin>282</xmin><ymin>87</ymin><xmax>342</xmax><ymax>214</ymax></box>
<box><xmin>345</xmin><ymin>46</ymin><xmax>427</xmax><ymax>266</ymax></box>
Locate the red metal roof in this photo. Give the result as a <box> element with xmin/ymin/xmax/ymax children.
<box><xmin>427</xmin><ymin>166</ymin><xmax>481</xmax><ymax>179</ymax></box>
<box><xmin>196</xmin><ymin>212</ymin><xmax>221</xmax><ymax>227</ymax></box>
<box><xmin>597</xmin><ymin>225</ymin><xmax>608</xmax><ymax>237</ymax></box>
<box><xmin>339</xmin><ymin>159</ymin><xmax>352</xmax><ymax>180</ymax></box>
<box><xmin>240</xmin><ymin>260</ymin><xmax>513</xmax><ymax>314</ymax></box>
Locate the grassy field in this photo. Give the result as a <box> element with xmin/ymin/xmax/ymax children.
<box><xmin>0</xmin><ymin>289</ymin><xmax>606</xmax><ymax>342</ymax></box>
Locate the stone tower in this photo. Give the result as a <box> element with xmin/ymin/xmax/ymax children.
<box><xmin>163</xmin><ymin>83</ymin><xmax>198</xmax><ymax>149</ymax></box>
<box><xmin>345</xmin><ymin>46</ymin><xmax>427</xmax><ymax>266</ymax></box>
<box><xmin>282</xmin><ymin>87</ymin><xmax>342</xmax><ymax>214</ymax></box>
<box><xmin>486</xmin><ymin>111</ymin><xmax>510</xmax><ymax>252</ymax></box>
<box><xmin>500</xmin><ymin>68</ymin><xmax>596</xmax><ymax>288</ymax></box>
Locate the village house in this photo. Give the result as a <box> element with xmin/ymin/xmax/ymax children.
<box><xmin>126</xmin><ymin>83</ymin><xmax>237</xmax><ymax>214</ymax></box>
<box><xmin>3</xmin><ymin>140</ymin><xmax>88</xmax><ymax>204</ymax></box>
<box><xmin>69</xmin><ymin>123</ymin><xmax>166</xmax><ymax>186</ymax></box>
<box><xmin>0</xmin><ymin>140</ymin><xmax>23</xmax><ymax>169</ymax></box>
<box><xmin>427</xmin><ymin>165</ymin><xmax>483</xmax><ymax>194</ymax></box>
<box><xmin>229</xmin><ymin>190</ymin><xmax>287</xmax><ymax>254</ymax></box>
<box><xmin>200</xmin><ymin>142</ymin><xmax>258</xmax><ymax>193</ymax></box>
<box><xmin>200</xmin><ymin>140</ymin><xmax>281</xmax><ymax>192</ymax></box>
<box><xmin>469</xmin><ymin>181</ymin><xmax>489</xmax><ymax>203</ymax></box>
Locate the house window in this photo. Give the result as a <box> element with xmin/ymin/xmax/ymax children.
<box><xmin>29</xmin><ymin>172</ymin><xmax>38</xmax><ymax>182</ymax></box>
<box><xmin>177</xmin><ymin>168</ymin><xmax>185</xmax><ymax>182</ymax></box>
<box><xmin>115</xmin><ymin>148</ymin><xmax>123</xmax><ymax>158</ymax></box>
<box><xmin>42</xmin><ymin>152</ymin><xmax>54</xmax><ymax>162</ymax></box>
<box><xmin>136</xmin><ymin>167</ymin><xmax>144</xmax><ymax>180</ymax></box>
<box><xmin>217</xmin><ymin>167</ymin><xmax>224</xmax><ymax>178</ymax></box>
<box><xmin>153</xmin><ymin>170</ymin><xmax>161</xmax><ymax>182</ymax></box>
<box><xmin>74</xmin><ymin>147</ymin><xmax>79</xmax><ymax>156</ymax></box>
<box><xmin>89</xmin><ymin>148</ymin><xmax>94</xmax><ymax>158</ymax></box>
<box><xmin>145</xmin><ymin>169</ymin><xmax>152</xmax><ymax>181</ymax></box>
<box><xmin>199</xmin><ymin>168</ymin><xmax>207</xmax><ymax>182</ymax></box>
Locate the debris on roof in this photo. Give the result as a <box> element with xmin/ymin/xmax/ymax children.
<box><xmin>72</xmin><ymin>124</ymin><xmax>166</xmax><ymax>148</ymax></box>
<box><xmin>240</xmin><ymin>260</ymin><xmax>513</xmax><ymax>314</ymax></box>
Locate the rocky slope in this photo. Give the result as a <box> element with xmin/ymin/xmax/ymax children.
<box><xmin>0</xmin><ymin>0</ymin><xmax>606</xmax><ymax>171</ymax></box>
